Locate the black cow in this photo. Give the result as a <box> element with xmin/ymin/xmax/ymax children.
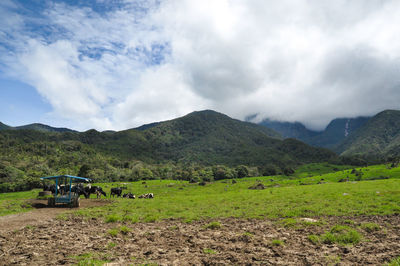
<box><xmin>84</xmin><ymin>186</ymin><xmax>107</xmax><ymax>198</ymax></box>
<box><xmin>110</xmin><ymin>187</ymin><xmax>123</xmax><ymax>198</ymax></box>
<box><xmin>43</xmin><ymin>184</ymin><xmax>59</xmax><ymax>194</ymax></box>
<box><xmin>71</xmin><ymin>184</ymin><xmax>88</xmax><ymax>198</ymax></box>
<box><xmin>123</xmin><ymin>192</ymin><xmax>135</xmax><ymax>199</ymax></box>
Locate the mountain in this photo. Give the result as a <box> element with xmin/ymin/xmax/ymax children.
<box><xmin>0</xmin><ymin>110</ymin><xmax>337</xmax><ymax>168</ymax></box>
<box><xmin>336</xmin><ymin>110</ymin><xmax>400</xmax><ymax>158</ymax></box>
<box><xmin>258</xmin><ymin>119</ymin><xmax>318</xmax><ymax>141</ymax></box>
<box><xmin>257</xmin><ymin>116</ymin><xmax>370</xmax><ymax>149</ymax></box>
<box><xmin>0</xmin><ymin>122</ymin><xmax>11</xmax><ymax>130</ymax></box>
<box><xmin>0</xmin><ymin>122</ymin><xmax>76</xmax><ymax>133</ymax></box>
<box><xmin>15</xmin><ymin>123</ymin><xmax>77</xmax><ymax>133</ymax></box>
<box><xmin>89</xmin><ymin>110</ymin><xmax>338</xmax><ymax>166</ymax></box>
<box><xmin>306</xmin><ymin>117</ymin><xmax>370</xmax><ymax>149</ymax></box>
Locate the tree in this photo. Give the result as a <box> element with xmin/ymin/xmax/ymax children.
<box><xmin>78</xmin><ymin>164</ymin><xmax>91</xmax><ymax>177</ymax></box>
<box><xmin>235</xmin><ymin>165</ymin><xmax>249</xmax><ymax>178</ymax></box>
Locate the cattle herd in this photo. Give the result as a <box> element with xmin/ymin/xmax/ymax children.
<box><xmin>43</xmin><ymin>184</ymin><xmax>154</xmax><ymax>200</ymax></box>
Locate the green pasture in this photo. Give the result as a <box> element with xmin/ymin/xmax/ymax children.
<box><xmin>0</xmin><ymin>163</ymin><xmax>399</xmax><ymax>222</ymax></box>
<box><xmin>74</xmin><ymin>177</ymin><xmax>399</xmax><ymax>223</ymax></box>
<box><xmin>0</xmin><ymin>189</ymin><xmax>39</xmax><ymax>216</ymax></box>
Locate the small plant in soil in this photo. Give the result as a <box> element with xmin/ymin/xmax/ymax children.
<box><xmin>308</xmin><ymin>234</ymin><xmax>320</xmax><ymax>245</ymax></box>
<box><xmin>120</xmin><ymin>225</ymin><xmax>131</xmax><ymax>235</ymax></box>
<box><xmin>203</xmin><ymin>248</ymin><xmax>217</xmax><ymax>254</ymax></box>
<box><xmin>107</xmin><ymin>242</ymin><xmax>116</xmax><ymax>249</ymax></box>
<box><xmin>360</xmin><ymin>222</ymin><xmax>380</xmax><ymax>233</ymax></box>
<box><xmin>271</xmin><ymin>239</ymin><xmax>284</xmax><ymax>246</ymax></box>
<box><xmin>343</xmin><ymin>219</ymin><xmax>356</xmax><ymax>225</ymax></box>
<box><xmin>24</xmin><ymin>225</ymin><xmax>35</xmax><ymax>230</ymax></box>
<box><xmin>73</xmin><ymin>252</ymin><xmax>110</xmax><ymax>266</ymax></box>
<box><xmin>386</xmin><ymin>256</ymin><xmax>400</xmax><ymax>266</ymax></box>
<box><xmin>280</xmin><ymin>218</ymin><xmax>298</xmax><ymax>227</ymax></box>
<box><xmin>243</xmin><ymin>231</ymin><xmax>254</xmax><ymax>237</ymax></box>
<box><xmin>203</xmin><ymin>221</ymin><xmax>221</xmax><ymax>229</ymax></box>
<box><xmin>108</xmin><ymin>228</ymin><xmax>119</xmax><ymax>237</ymax></box>
<box><xmin>105</xmin><ymin>214</ymin><xmax>121</xmax><ymax>223</ymax></box>
<box><xmin>321</xmin><ymin>225</ymin><xmax>361</xmax><ymax>245</ymax></box>
<box><xmin>325</xmin><ymin>255</ymin><xmax>341</xmax><ymax>265</ymax></box>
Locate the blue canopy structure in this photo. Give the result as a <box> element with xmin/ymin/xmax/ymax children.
<box><xmin>40</xmin><ymin>175</ymin><xmax>91</xmax><ymax>207</ymax></box>
<box><xmin>40</xmin><ymin>175</ymin><xmax>91</xmax><ymax>182</ymax></box>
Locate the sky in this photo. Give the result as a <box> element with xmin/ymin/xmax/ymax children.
<box><xmin>1</xmin><ymin>0</ymin><xmax>400</xmax><ymax>131</ymax></box>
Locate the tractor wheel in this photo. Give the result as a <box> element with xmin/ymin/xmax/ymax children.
<box><xmin>47</xmin><ymin>197</ymin><xmax>55</xmax><ymax>207</ymax></box>
<box><xmin>73</xmin><ymin>197</ymin><xmax>80</xmax><ymax>208</ymax></box>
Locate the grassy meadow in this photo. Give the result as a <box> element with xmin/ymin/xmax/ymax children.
<box><xmin>1</xmin><ymin>163</ymin><xmax>399</xmax><ymax>222</ymax></box>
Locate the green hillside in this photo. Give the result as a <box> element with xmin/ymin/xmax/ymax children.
<box><xmin>0</xmin><ymin>122</ymin><xmax>11</xmax><ymax>130</ymax></box>
<box><xmin>0</xmin><ymin>122</ymin><xmax>76</xmax><ymax>133</ymax></box>
<box><xmin>337</xmin><ymin>110</ymin><xmax>400</xmax><ymax>158</ymax></box>
<box><xmin>86</xmin><ymin>110</ymin><xmax>336</xmax><ymax>166</ymax></box>
<box><xmin>0</xmin><ymin>110</ymin><xmax>338</xmax><ymax>191</ymax></box>
<box><xmin>15</xmin><ymin>123</ymin><xmax>76</xmax><ymax>133</ymax></box>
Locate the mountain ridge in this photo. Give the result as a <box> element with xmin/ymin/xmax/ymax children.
<box><xmin>0</xmin><ymin>110</ymin><xmax>337</xmax><ymax>168</ymax></box>
<box><xmin>336</xmin><ymin>110</ymin><xmax>400</xmax><ymax>157</ymax></box>
<box><xmin>256</xmin><ymin>116</ymin><xmax>370</xmax><ymax>149</ymax></box>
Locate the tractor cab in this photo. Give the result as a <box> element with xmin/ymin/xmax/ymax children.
<box><xmin>40</xmin><ymin>175</ymin><xmax>91</xmax><ymax>208</ymax></box>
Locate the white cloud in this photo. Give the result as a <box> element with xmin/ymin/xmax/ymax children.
<box><xmin>1</xmin><ymin>0</ymin><xmax>400</xmax><ymax>131</ymax></box>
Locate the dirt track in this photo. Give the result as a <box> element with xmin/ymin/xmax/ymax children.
<box><xmin>0</xmin><ymin>199</ymin><xmax>110</xmax><ymax>234</ymax></box>
<box><xmin>0</xmin><ymin>204</ymin><xmax>399</xmax><ymax>265</ymax></box>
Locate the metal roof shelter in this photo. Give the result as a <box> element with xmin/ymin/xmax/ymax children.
<box><xmin>40</xmin><ymin>175</ymin><xmax>91</xmax><ymax>207</ymax></box>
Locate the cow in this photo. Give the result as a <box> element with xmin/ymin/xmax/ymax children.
<box><xmin>138</xmin><ymin>193</ymin><xmax>154</xmax><ymax>199</ymax></box>
<box><xmin>123</xmin><ymin>192</ymin><xmax>135</xmax><ymax>199</ymax></box>
<box><xmin>84</xmin><ymin>186</ymin><xmax>107</xmax><ymax>198</ymax></box>
<box><xmin>43</xmin><ymin>184</ymin><xmax>59</xmax><ymax>194</ymax></box>
<box><xmin>71</xmin><ymin>184</ymin><xmax>89</xmax><ymax>198</ymax></box>
<box><xmin>110</xmin><ymin>187</ymin><xmax>123</xmax><ymax>198</ymax></box>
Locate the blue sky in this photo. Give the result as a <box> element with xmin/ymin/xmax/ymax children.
<box><xmin>1</xmin><ymin>0</ymin><xmax>400</xmax><ymax>131</ymax></box>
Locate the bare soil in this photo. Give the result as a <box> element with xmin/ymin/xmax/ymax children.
<box><xmin>0</xmin><ymin>199</ymin><xmax>110</xmax><ymax>234</ymax></box>
<box><xmin>0</xmin><ymin>206</ymin><xmax>399</xmax><ymax>265</ymax></box>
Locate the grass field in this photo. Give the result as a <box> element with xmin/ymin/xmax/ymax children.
<box><xmin>1</xmin><ymin>163</ymin><xmax>399</xmax><ymax>222</ymax></box>
<box><xmin>0</xmin><ymin>163</ymin><xmax>399</xmax><ymax>265</ymax></box>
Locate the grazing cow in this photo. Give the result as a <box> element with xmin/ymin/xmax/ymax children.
<box><xmin>123</xmin><ymin>192</ymin><xmax>135</xmax><ymax>199</ymax></box>
<box><xmin>110</xmin><ymin>187</ymin><xmax>123</xmax><ymax>198</ymax></box>
<box><xmin>84</xmin><ymin>186</ymin><xmax>107</xmax><ymax>198</ymax></box>
<box><xmin>43</xmin><ymin>184</ymin><xmax>59</xmax><ymax>194</ymax></box>
<box><xmin>71</xmin><ymin>184</ymin><xmax>89</xmax><ymax>198</ymax></box>
<box><xmin>138</xmin><ymin>193</ymin><xmax>154</xmax><ymax>199</ymax></box>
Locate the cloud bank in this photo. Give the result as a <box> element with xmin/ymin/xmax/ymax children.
<box><xmin>1</xmin><ymin>0</ymin><xmax>400</xmax><ymax>130</ymax></box>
